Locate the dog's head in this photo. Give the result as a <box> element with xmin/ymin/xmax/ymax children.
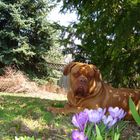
<box><xmin>63</xmin><ymin>62</ymin><xmax>102</xmax><ymax>97</ymax></box>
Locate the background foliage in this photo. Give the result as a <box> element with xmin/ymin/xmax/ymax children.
<box><xmin>60</xmin><ymin>0</ymin><xmax>140</xmax><ymax>88</ymax></box>
<box><xmin>0</xmin><ymin>0</ymin><xmax>140</xmax><ymax>88</ymax></box>
<box><xmin>0</xmin><ymin>0</ymin><xmax>56</xmax><ymax>77</ymax></box>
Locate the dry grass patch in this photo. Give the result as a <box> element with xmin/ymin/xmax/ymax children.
<box><xmin>0</xmin><ymin>67</ymin><xmax>39</xmax><ymax>93</ymax></box>
<box><xmin>0</xmin><ymin>67</ymin><xmax>66</xmax><ymax>95</ymax></box>
<box><xmin>39</xmin><ymin>82</ymin><xmax>66</xmax><ymax>94</ymax></box>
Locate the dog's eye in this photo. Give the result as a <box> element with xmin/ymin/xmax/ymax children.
<box><xmin>71</xmin><ymin>67</ymin><xmax>80</xmax><ymax>77</ymax></box>
<box><xmin>73</xmin><ymin>72</ymin><xmax>79</xmax><ymax>77</ymax></box>
<box><xmin>87</xmin><ymin>75</ymin><xmax>92</xmax><ymax>80</ymax></box>
<box><xmin>87</xmin><ymin>72</ymin><xmax>94</xmax><ymax>80</ymax></box>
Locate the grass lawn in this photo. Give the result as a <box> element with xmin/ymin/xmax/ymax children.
<box><xmin>0</xmin><ymin>93</ymin><xmax>140</xmax><ymax>140</ymax></box>
<box><xmin>0</xmin><ymin>93</ymin><xmax>73</xmax><ymax>140</ymax></box>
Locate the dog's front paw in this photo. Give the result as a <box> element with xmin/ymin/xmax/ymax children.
<box><xmin>47</xmin><ymin>106</ymin><xmax>62</xmax><ymax>114</ymax></box>
<box><xmin>47</xmin><ymin>106</ymin><xmax>56</xmax><ymax>112</ymax></box>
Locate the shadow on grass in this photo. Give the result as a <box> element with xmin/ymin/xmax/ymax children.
<box><xmin>0</xmin><ymin>94</ymin><xmax>73</xmax><ymax>140</ymax></box>
<box><xmin>1</xmin><ymin>94</ymin><xmax>140</xmax><ymax>140</ymax></box>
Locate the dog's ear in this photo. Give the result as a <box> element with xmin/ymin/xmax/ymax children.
<box><xmin>94</xmin><ymin>66</ymin><xmax>102</xmax><ymax>81</ymax></box>
<box><xmin>63</xmin><ymin>62</ymin><xmax>77</xmax><ymax>76</ymax></box>
<box><xmin>90</xmin><ymin>64</ymin><xmax>102</xmax><ymax>81</ymax></box>
<box><xmin>95</xmin><ymin>68</ymin><xmax>102</xmax><ymax>81</ymax></box>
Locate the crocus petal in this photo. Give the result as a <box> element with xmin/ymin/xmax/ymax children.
<box><xmin>102</xmin><ymin>115</ymin><xmax>113</xmax><ymax>125</ymax></box>
<box><xmin>87</xmin><ymin>108</ymin><xmax>105</xmax><ymax>124</ymax></box>
<box><xmin>108</xmin><ymin>107</ymin><xmax>119</xmax><ymax>118</ymax></box>
<box><xmin>102</xmin><ymin>115</ymin><xmax>117</xmax><ymax>128</ymax></box>
<box><xmin>72</xmin><ymin>111</ymin><xmax>88</xmax><ymax>131</ymax></box>
<box><xmin>108</xmin><ymin>107</ymin><xmax>126</xmax><ymax>120</ymax></box>
<box><xmin>118</xmin><ymin>109</ymin><xmax>127</xmax><ymax>120</ymax></box>
<box><xmin>83</xmin><ymin>109</ymin><xmax>90</xmax><ymax>114</ymax></box>
<box><xmin>97</xmin><ymin>108</ymin><xmax>106</xmax><ymax>118</ymax></box>
<box><xmin>88</xmin><ymin>110</ymin><xmax>101</xmax><ymax>123</ymax></box>
<box><xmin>72</xmin><ymin>130</ymin><xmax>88</xmax><ymax>140</ymax></box>
<box><xmin>72</xmin><ymin>115</ymin><xmax>80</xmax><ymax>128</ymax></box>
<box><xmin>108</xmin><ymin>118</ymin><xmax>117</xmax><ymax>128</ymax></box>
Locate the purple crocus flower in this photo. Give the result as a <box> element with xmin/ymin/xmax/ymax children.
<box><xmin>72</xmin><ymin>130</ymin><xmax>88</xmax><ymax>140</ymax></box>
<box><xmin>72</xmin><ymin>111</ymin><xmax>88</xmax><ymax>131</ymax></box>
<box><xmin>85</xmin><ymin>108</ymin><xmax>106</xmax><ymax>124</ymax></box>
<box><xmin>108</xmin><ymin>107</ymin><xmax>126</xmax><ymax>120</ymax></box>
<box><xmin>102</xmin><ymin>115</ymin><xmax>118</xmax><ymax>128</ymax></box>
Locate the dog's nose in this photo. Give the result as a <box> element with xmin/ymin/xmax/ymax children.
<box><xmin>79</xmin><ymin>77</ymin><xmax>87</xmax><ymax>84</ymax></box>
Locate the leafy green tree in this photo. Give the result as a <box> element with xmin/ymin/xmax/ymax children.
<box><xmin>60</xmin><ymin>0</ymin><xmax>140</xmax><ymax>88</ymax></box>
<box><xmin>0</xmin><ymin>0</ymin><xmax>55</xmax><ymax>76</ymax></box>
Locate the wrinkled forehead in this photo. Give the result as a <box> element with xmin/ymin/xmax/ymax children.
<box><xmin>71</xmin><ymin>63</ymin><xmax>94</xmax><ymax>74</ymax></box>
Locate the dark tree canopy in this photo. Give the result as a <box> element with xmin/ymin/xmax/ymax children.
<box><xmin>60</xmin><ymin>0</ymin><xmax>140</xmax><ymax>88</ymax></box>
<box><xmin>0</xmin><ymin>0</ymin><xmax>54</xmax><ymax>76</ymax></box>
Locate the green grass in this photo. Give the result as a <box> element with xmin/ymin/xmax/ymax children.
<box><xmin>0</xmin><ymin>93</ymin><xmax>73</xmax><ymax>140</ymax></box>
<box><xmin>0</xmin><ymin>93</ymin><xmax>140</xmax><ymax>140</ymax></box>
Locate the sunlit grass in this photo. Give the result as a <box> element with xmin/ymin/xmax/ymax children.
<box><xmin>0</xmin><ymin>93</ymin><xmax>72</xmax><ymax>140</ymax></box>
<box><xmin>0</xmin><ymin>93</ymin><xmax>140</xmax><ymax>140</ymax></box>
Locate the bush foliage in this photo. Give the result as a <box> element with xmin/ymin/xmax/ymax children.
<box><xmin>0</xmin><ymin>0</ymin><xmax>55</xmax><ymax>76</ymax></box>
<box><xmin>60</xmin><ymin>0</ymin><xmax>140</xmax><ymax>88</ymax></box>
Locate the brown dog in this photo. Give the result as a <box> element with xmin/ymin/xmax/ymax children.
<box><xmin>48</xmin><ymin>62</ymin><xmax>140</xmax><ymax>119</ymax></box>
